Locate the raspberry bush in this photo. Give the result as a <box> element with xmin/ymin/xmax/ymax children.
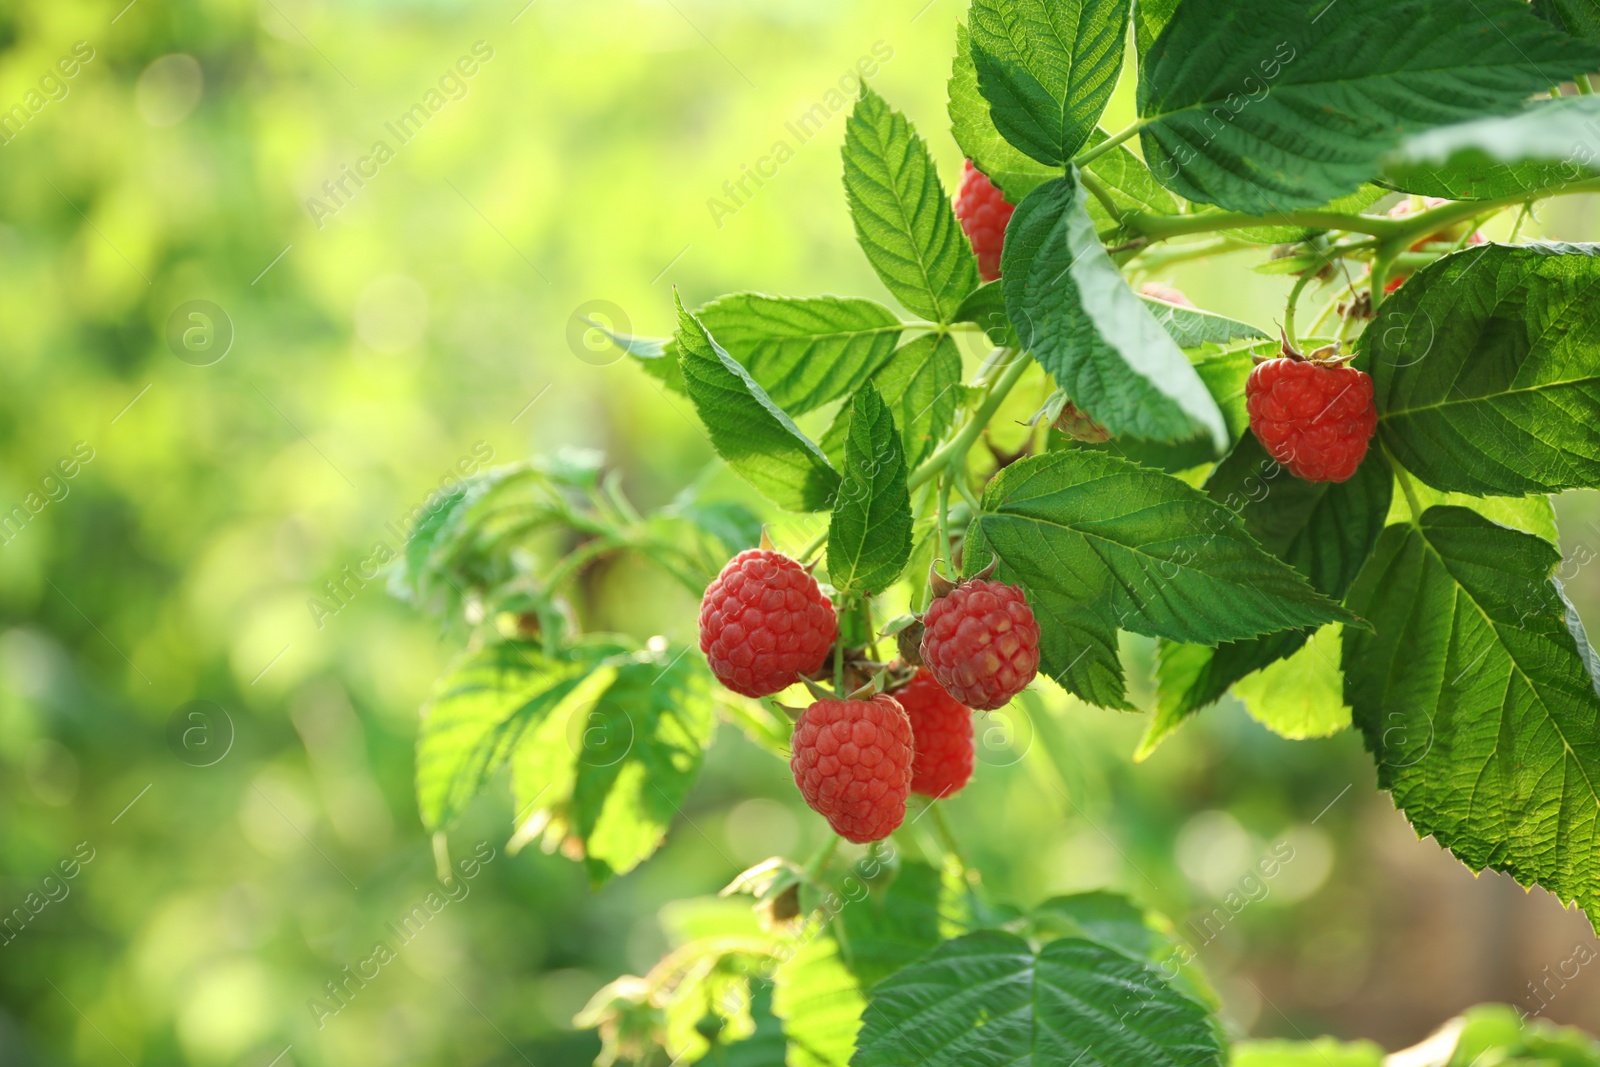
<box><xmin>395</xmin><ymin>0</ymin><xmax>1600</xmax><ymax>1062</ymax></box>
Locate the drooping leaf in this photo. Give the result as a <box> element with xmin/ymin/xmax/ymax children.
<box><xmin>584</xmin><ymin>321</ymin><xmax>689</xmax><ymax>394</ymax></box>
<box><xmin>773</xmin><ymin>931</ymin><xmax>864</xmax><ymax>1067</ymax></box>
<box><xmin>676</xmin><ymin>294</ymin><xmax>841</xmax><ymax>512</ymax></box>
<box><xmin>967</xmin><ymin>0</ymin><xmax>1132</xmax><ymax>166</ymax></box>
<box><xmin>820</xmin><ymin>332</ymin><xmax>964</xmax><ymax>470</ymax></box>
<box><xmin>1143</xmin><ymin>437</ymin><xmax>1391</xmax><ymax>752</ymax></box>
<box><xmin>844</xmin><ymin>87</ymin><xmax>979</xmax><ymax>323</ymax></box>
<box><xmin>1140</xmin><ymin>298</ymin><xmax>1268</xmax><ymax>349</ymax></box>
<box><xmin>1002</xmin><ymin>174</ymin><xmax>1228</xmax><ymax>449</ymax></box>
<box><xmin>1343</xmin><ymin>505</ymin><xmax>1600</xmax><ymax>929</ymax></box>
<box><xmin>415</xmin><ymin>641</ymin><xmax>601</xmax><ymax>831</ymax></box>
<box><xmin>1137</xmin><ymin>0</ymin><xmax>1600</xmax><ymax>212</ymax></box>
<box><xmin>851</xmin><ymin>930</ymin><xmax>1223</xmax><ymax>1067</ymax></box>
<box><xmin>828</xmin><ymin>383</ymin><xmax>913</xmax><ymax>595</ymax></box>
<box><xmin>567</xmin><ymin>647</ymin><xmax>720</xmax><ymax>882</ymax></box>
<box><xmin>964</xmin><ymin>450</ymin><xmax>1358</xmax><ymax>709</ymax></box>
<box><xmin>695</xmin><ymin>294</ymin><xmax>906</xmax><ymax>415</ymax></box>
<box><xmin>1382</xmin><ymin>95</ymin><xmax>1600</xmax><ymax>199</ymax></box>
<box><xmin>1366</xmin><ymin>243</ymin><xmax>1600</xmax><ymax>496</ymax></box>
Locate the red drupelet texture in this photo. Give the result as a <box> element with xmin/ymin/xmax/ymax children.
<box><xmin>919</xmin><ymin>579</ymin><xmax>1040</xmax><ymax>711</ymax></box>
<box><xmin>896</xmin><ymin>668</ymin><xmax>974</xmax><ymax>799</ymax></box>
<box><xmin>699</xmin><ymin>549</ymin><xmax>837</xmax><ymax>698</ymax></box>
<box><xmin>790</xmin><ymin>695</ymin><xmax>914</xmax><ymax>843</ymax></box>
<box><xmin>1246</xmin><ymin>358</ymin><xmax>1378</xmax><ymax>483</ymax></box>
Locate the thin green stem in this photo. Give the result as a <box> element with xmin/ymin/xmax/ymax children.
<box><xmin>1072</xmin><ymin>120</ymin><xmax>1144</xmax><ymax>166</ymax></box>
<box><xmin>1389</xmin><ymin>446</ymin><xmax>1425</xmax><ymax>524</ymax></box>
<box><xmin>1304</xmin><ymin>290</ymin><xmax>1344</xmax><ymax>338</ymax></box>
<box><xmin>797</xmin><ymin>526</ymin><xmax>828</xmax><ymax>563</ymax></box>
<box><xmin>1079</xmin><ymin>171</ymin><xmax>1124</xmax><ymax>222</ymax></box>
<box><xmin>909</xmin><ymin>350</ymin><xmax>1030</xmax><ymax>491</ymax></box>
<box><xmin>928</xmin><ymin>802</ymin><xmax>965</xmax><ymax>869</ymax></box>
<box><xmin>1127</xmin><ymin>235</ymin><xmax>1249</xmax><ymax>271</ymax></box>
<box><xmin>1282</xmin><ymin>270</ymin><xmax>1317</xmax><ymax>350</ymax></box>
<box><xmin>833</xmin><ymin>637</ymin><xmax>844</xmax><ymax>693</ymax></box>
<box><xmin>802</xmin><ymin>836</ymin><xmax>840</xmax><ymax>883</ymax></box>
<box><xmin>953</xmin><ymin>476</ymin><xmax>984</xmax><ymax>514</ymax></box>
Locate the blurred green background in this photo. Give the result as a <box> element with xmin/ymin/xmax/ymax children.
<box><xmin>4</xmin><ymin>1</ymin><xmax>1600</xmax><ymax>1064</ymax></box>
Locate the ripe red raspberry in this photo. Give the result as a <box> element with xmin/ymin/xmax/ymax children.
<box><xmin>789</xmin><ymin>695</ymin><xmax>913</xmax><ymax>843</ymax></box>
<box><xmin>1246</xmin><ymin>357</ymin><xmax>1377</xmax><ymax>483</ymax></box>
<box><xmin>895</xmin><ymin>668</ymin><xmax>973</xmax><ymax>799</ymax></box>
<box><xmin>699</xmin><ymin>550</ymin><xmax>837</xmax><ymax>698</ymax></box>
<box><xmin>919</xmin><ymin>579</ymin><xmax>1040</xmax><ymax>711</ymax></box>
<box><xmin>954</xmin><ymin>160</ymin><xmax>1014</xmax><ymax>282</ymax></box>
<box><xmin>1138</xmin><ymin>282</ymin><xmax>1193</xmax><ymax>308</ymax></box>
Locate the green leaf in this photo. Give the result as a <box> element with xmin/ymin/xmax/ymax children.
<box><xmin>839</xmin><ymin>860</ymin><xmax>957</xmax><ymax>990</ymax></box>
<box><xmin>1002</xmin><ymin>174</ymin><xmax>1228</xmax><ymax>450</ymax></box>
<box><xmin>693</xmin><ymin>982</ymin><xmax>789</xmax><ymax>1067</ymax></box>
<box><xmin>774</xmin><ymin>931</ymin><xmax>864</xmax><ymax>1067</ymax></box>
<box><xmin>1143</xmin><ymin>437</ymin><xmax>1391</xmax><ymax>753</ymax></box>
<box><xmin>1133</xmin><ymin>0</ymin><xmax>1178</xmax><ymax>58</ymax></box>
<box><xmin>1232</xmin><ymin>624</ymin><xmax>1352</xmax><ymax>740</ymax></box>
<box><xmin>844</xmin><ymin>87</ymin><xmax>978</xmax><ymax>323</ymax></box>
<box><xmin>851</xmin><ymin>930</ymin><xmax>1223</xmax><ymax>1067</ymax></box>
<box><xmin>1137</xmin><ymin>0</ymin><xmax>1600</xmax><ymax>212</ymax></box>
<box><xmin>568</xmin><ymin>647</ymin><xmax>719</xmax><ymax>882</ymax></box>
<box><xmin>1140</xmin><ymin>298</ymin><xmax>1267</xmax><ymax>349</ymax></box>
<box><xmin>696</xmin><ymin>294</ymin><xmax>906</xmax><ymax>416</ymax></box>
<box><xmin>821</xmin><ymin>333</ymin><xmax>964</xmax><ymax>470</ymax></box>
<box><xmin>965</xmin><ymin>450</ymin><xmax>1358</xmax><ymax>709</ymax></box>
<box><xmin>949</xmin><ymin>24</ymin><xmax>1060</xmax><ymax>203</ymax></box>
<box><xmin>949</xmin><ymin>27</ymin><xmax>1173</xmax><ymax>225</ymax></box>
<box><xmin>952</xmin><ymin>280</ymin><xmax>1015</xmax><ymax>346</ymax></box>
<box><xmin>1386</xmin><ymin>480</ymin><xmax>1559</xmax><ymax>544</ymax></box>
<box><xmin>1536</xmin><ymin>0</ymin><xmax>1600</xmax><ymax>39</ymax></box>
<box><xmin>1366</xmin><ymin>243</ymin><xmax>1600</xmax><ymax>496</ymax></box>
<box><xmin>584</xmin><ymin>321</ymin><xmax>689</xmax><ymax>394</ymax></box>
<box><xmin>1231</xmin><ymin>1039</ymin><xmax>1384</xmax><ymax>1067</ymax></box>
<box><xmin>827</xmin><ymin>383</ymin><xmax>913</xmax><ymax>595</ymax></box>
<box><xmin>676</xmin><ymin>294</ymin><xmax>840</xmax><ymax>512</ymax></box>
<box><xmin>967</xmin><ymin>0</ymin><xmax>1132</xmax><ymax>166</ymax></box>
<box><xmin>1343</xmin><ymin>506</ymin><xmax>1600</xmax><ymax>928</ymax></box>
<box><xmin>415</xmin><ymin>641</ymin><xmax>599</xmax><ymax>831</ymax></box>
<box><xmin>1026</xmin><ymin>892</ymin><xmax>1221</xmax><ymax>1021</ymax></box>
<box><xmin>1382</xmin><ymin>96</ymin><xmax>1600</xmax><ymax>200</ymax></box>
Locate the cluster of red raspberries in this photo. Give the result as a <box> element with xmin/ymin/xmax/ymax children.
<box><xmin>698</xmin><ymin>549</ymin><xmax>1040</xmax><ymax>842</ymax></box>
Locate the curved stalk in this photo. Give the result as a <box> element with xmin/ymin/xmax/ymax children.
<box><xmin>909</xmin><ymin>349</ymin><xmax>1031</xmax><ymax>490</ymax></box>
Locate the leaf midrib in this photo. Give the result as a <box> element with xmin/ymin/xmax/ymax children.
<box><xmin>850</xmin><ymin>114</ymin><xmax>952</xmax><ymax>323</ymax></box>
<box><xmin>1416</xmin><ymin>523</ymin><xmax>1600</xmax><ymax>815</ymax></box>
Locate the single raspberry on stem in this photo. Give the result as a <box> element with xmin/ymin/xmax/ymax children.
<box><xmin>954</xmin><ymin>160</ymin><xmax>1014</xmax><ymax>282</ymax></box>
<box><xmin>698</xmin><ymin>548</ymin><xmax>837</xmax><ymax>698</ymax></box>
<box><xmin>789</xmin><ymin>692</ymin><xmax>914</xmax><ymax>843</ymax></box>
<box><xmin>1246</xmin><ymin>334</ymin><xmax>1377</xmax><ymax>484</ymax></box>
<box><xmin>918</xmin><ymin>560</ymin><xmax>1040</xmax><ymax>711</ymax></box>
